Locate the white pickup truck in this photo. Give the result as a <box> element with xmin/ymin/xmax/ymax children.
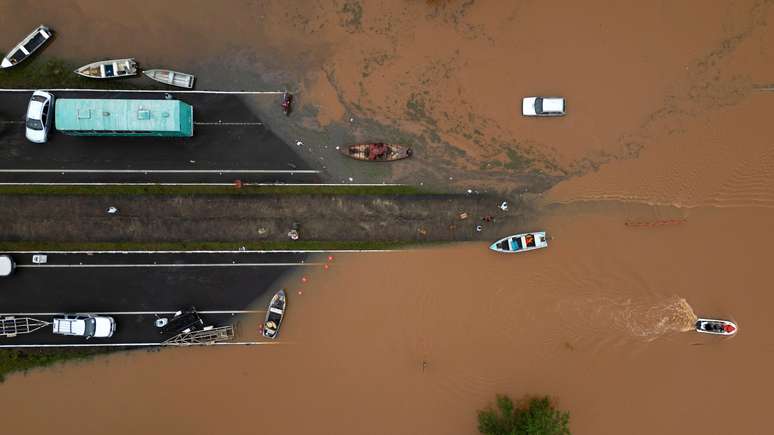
<box><xmin>53</xmin><ymin>315</ymin><xmax>116</xmax><ymax>338</ymax></box>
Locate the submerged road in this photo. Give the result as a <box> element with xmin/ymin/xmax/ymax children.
<box><xmin>0</xmin><ymin>90</ymin><xmax>321</xmax><ymax>184</ymax></box>
<box><xmin>0</xmin><ymin>251</ymin><xmax>323</xmax><ymax>345</ymax></box>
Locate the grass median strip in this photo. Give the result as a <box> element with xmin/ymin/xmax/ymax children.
<box><xmin>0</xmin><ymin>184</ymin><xmax>429</xmax><ymax>196</ymax></box>
<box><xmin>0</xmin><ymin>240</ymin><xmax>419</xmax><ymax>252</ymax></box>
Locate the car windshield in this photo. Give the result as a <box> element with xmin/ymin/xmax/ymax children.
<box><xmin>84</xmin><ymin>318</ymin><xmax>96</xmax><ymax>336</ymax></box>
<box><xmin>31</xmin><ymin>95</ymin><xmax>47</xmax><ymax>103</ymax></box>
<box><xmin>26</xmin><ymin>118</ymin><xmax>44</xmax><ymax>130</ymax></box>
<box><xmin>535</xmin><ymin>98</ymin><xmax>543</xmax><ymax>113</ymax></box>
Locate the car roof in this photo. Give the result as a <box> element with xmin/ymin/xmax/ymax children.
<box><xmin>542</xmin><ymin>98</ymin><xmax>564</xmax><ymax>112</ymax></box>
<box><xmin>27</xmin><ymin>100</ymin><xmax>44</xmax><ymax>119</ymax></box>
<box><xmin>0</xmin><ymin>255</ymin><xmax>12</xmax><ymax>275</ymax></box>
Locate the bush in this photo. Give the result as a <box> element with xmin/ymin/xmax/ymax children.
<box><xmin>477</xmin><ymin>394</ymin><xmax>570</xmax><ymax>435</ymax></box>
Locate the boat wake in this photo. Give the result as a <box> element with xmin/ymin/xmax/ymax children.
<box><xmin>605</xmin><ymin>296</ymin><xmax>697</xmax><ymax>340</ymax></box>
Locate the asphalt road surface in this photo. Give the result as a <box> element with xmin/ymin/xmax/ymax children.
<box><xmin>0</xmin><ymin>251</ymin><xmax>317</xmax><ymax>345</ymax></box>
<box><xmin>0</xmin><ymin>91</ymin><xmax>320</xmax><ymax>184</ymax></box>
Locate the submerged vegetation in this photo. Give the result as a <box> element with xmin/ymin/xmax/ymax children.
<box><xmin>478</xmin><ymin>395</ymin><xmax>571</xmax><ymax>435</ymax></box>
<box><xmin>0</xmin><ymin>55</ymin><xmax>153</xmax><ymax>89</ymax></box>
<box><xmin>0</xmin><ymin>348</ymin><xmax>111</xmax><ymax>382</ymax></box>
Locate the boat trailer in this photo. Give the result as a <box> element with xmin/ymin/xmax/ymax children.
<box><xmin>0</xmin><ymin>316</ymin><xmax>51</xmax><ymax>337</ymax></box>
<box><xmin>163</xmin><ymin>325</ymin><xmax>235</xmax><ymax>346</ymax></box>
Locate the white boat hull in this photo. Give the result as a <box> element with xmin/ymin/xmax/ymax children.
<box><xmin>75</xmin><ymin>58</ymin><xmax>138</xmax><ymax>79</ymax></box>
<box><xmin>143</xmin><ymin>69</ymin><xmax>195</xmax><ymax>89</ymax></box>
<box><xmin>490</xmin><ymin>232</ymin><xmax>548</xmax><ymax>254</ymax></box>
<box><xmin>695</xmin><ymin>318</ymin><xmax>737</xmax><ymax>336</ymax></box>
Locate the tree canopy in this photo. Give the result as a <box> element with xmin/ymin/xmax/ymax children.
<box><xmin>477</xmin><ymin>394</ymin><xmax>570</xmax><ymax>435</ymax></box>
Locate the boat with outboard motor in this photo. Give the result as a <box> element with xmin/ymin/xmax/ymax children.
<box><xmin>695</xmin><ymin>318</ymin><xmax>737</xmax><ymax>336</ymax></box>
<box><xmin>262</xmin><ymin>289</ymin><xmax>287</xmax><ymax>339</ymax></box>
<box><xmin>75</xmin><ymin>58</ymin><xmax>138</xmax><ymax>79</ymax></box>
<box><xmin>489</xmin><ymin>232</ymin><xmax>548</xmax><ymax>254</ymax></box>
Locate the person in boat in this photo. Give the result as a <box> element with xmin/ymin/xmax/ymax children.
<box><xmin>368</xmin><ymin>143</ymin><xmax>389</xmax><ymax>160</ymax></box>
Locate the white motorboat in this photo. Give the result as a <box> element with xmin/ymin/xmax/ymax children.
<box><xmin>1</xmin><ymin>25</ymin><xmax>53</xmax><ymax>69</ymax></box>
<box><xmin>695</xmin><ymin>318</ymin><xmax>737</xmax><ymax>336</ymax></box>
<box><xmin>75</xmin><ymin>58</ymin><xmax>138</xmax><ymax>79</ymax></box>
<box><xmin>262</xmin><ymin>289</ymin><xmax>287</xmax><ymax>339</ymax></box>
<box><xmin>489</xmin><ymin>232</ymin><xmax>548</xmax><ymax>254</ymax></box>
<box><xmin>143</xmin><ymin>69</ymin><xmax>195</xmax><ymax>89</ymax></box>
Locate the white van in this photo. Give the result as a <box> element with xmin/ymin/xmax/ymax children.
<box><xmin>0</xmin><ymin>255</ymin><xmax>15</xmax><ymax>277</ymax></box>
<box><xmin>522</xmin><ymin>96</ymin><xmax>566</xmax><ymax>116</ymax></box>
<box><xmin>53</xmin><ymin>315</ymin><xmax>116</xmax><ymax>338</ymax></box>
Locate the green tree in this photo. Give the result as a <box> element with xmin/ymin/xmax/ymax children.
<box><xmin>477</xmin><ymin>395</ymin><xmax>570</xmax><ymax>435</ymax></box>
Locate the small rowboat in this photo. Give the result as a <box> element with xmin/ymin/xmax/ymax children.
<box><xmin>143</xmin><ymin>69</ymin><xmax>195</xmax><ymax>89</ymax></box>
<box><xmin>75</xmin><ymin>58</ymin><xmax>138</xmax><ymax>79</ymax></box>
<box><xmin>695</xmin><ymin>318</ymin><xmax>737</xmax><ymax>336</ymax></box>
<box><xmin>1</xmin><ymin>25</ymin><xmax>54</xmax><ymax>69</ymax></box>
<box><xmin>340</xmin><ymin>143</ymin><xmax>412</xmax><ymax>162</ymax></box>
<box><xmin>262</xmin><ymin>289</ymin><xmax>287</xmax><ymax>340</ymax></box>
<box><xmin>490</xmin><ymin>232</ymin><xmax>548</xmax><ymax>254</ymax></box>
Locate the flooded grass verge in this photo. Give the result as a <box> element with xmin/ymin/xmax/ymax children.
<box><xmin>0</xmin><ymin>240</ymin><xmax>418</xmax><ymax>252</ymax></box>
<box><xmin>0</xmin><ymin>347</ymin><xmax>113</xmax><ymax>382</ymax></box>
<box><xmin>0</xmin><ymin>56</ymin><xmax>158</xmax><ymax>90</ymax></box>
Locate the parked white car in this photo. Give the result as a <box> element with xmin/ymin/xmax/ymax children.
<box><xmin>0</xmin><ymin>255</ymin><xmax>15</xmax><ymax>277</ymax></box>
<box><xmin>25</xmin><ymin>90</ymin><xmax>54</xmax><ymax>143</ymax></box>
<box><xmin>53</xmin><ymin>314</ymin><xmax>116</xmax><ymax>338</ymax></box>
<box><xmin>522</xmin><ymin>96</ymin><xmax>565</xmax><ymax>117</ymax></box>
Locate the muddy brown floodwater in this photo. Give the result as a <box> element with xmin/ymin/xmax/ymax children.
<box><xmin>2</xmin><ymin>0</ymin><xmax>774</xmax><ymax>433</ymax></box>
<box><xmin>2</xmin><ymin>204</ymin><xmax>774</xmax><ymax>434</ymax></box>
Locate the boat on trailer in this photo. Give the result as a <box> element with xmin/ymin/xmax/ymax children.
<box><xmin>262</xmin><ymin>289</ymin><xmax>287</xmax><ymax>339</ymax></box>
<box><xmin>75</xmin><ymin>58</ymin><xmax>138</xmax><ymax>79</ymax></box>
<box><xmin>143</xmin><ymin>69</ymin><xmax>195</xmax><ymax>89</ymax></box>
<box><xmin>1</xmin><ymin>25</ymin><xmax>53</xmax><ymax>69</ymax></box>
<box><xmin>490</xmin><ymin>232</ymin><xmax>548</xmax><ymax>254</ymax></box>
<box><xmin>340</xmin><ymin>143</ymin><xmax>412</xmax><ymax>162</ymax></box>
<box><xmin>695</xmin><ymin>318</ymin><xmax>737</xmax><ymax>336</ymax></box>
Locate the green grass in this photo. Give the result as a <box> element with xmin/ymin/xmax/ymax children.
<box><xmin>0</xmin><ymin>348</ymin><xmax>112</xmax><ymax>382</ymax></box>
<box><xmin>0</xmin><ymin>184</ymin><xmax>429</xmax><ymax>196</ymax></box>
<box><xmin>0</xmin><ymin>240</ymin><xmax>416</xmax><ymax>252</ymax></box>
<box><xmin>0</xmin><ymin>55</ymin><xmax>156</xmax><ymax>90</ymax></box>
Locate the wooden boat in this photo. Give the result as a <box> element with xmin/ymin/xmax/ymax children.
<box><xmin>75</xmin><ymin>58</ymin><xmax>138</xmax><ymax>79</ymax></box>
<box><xmin>489</xmin><ymin>232</ymin><xmax>548</xmax><ymax>254</ymax></box>
<box><xmin>262</xmin><ymin>289</ymin><xmax>287</xmax><ymax>339</ymax></box>
<box><xmin>143</xmin><ymin>69</ymin><xmax>195</xmax><ymax>89</ymax></box>
<box><xmin>340</xmin><ymin>143</ymin><xmax>412</xmax><ymax>162</ymax></box>
<box><xmin>1</xmin><ymin>25</ymin><xmax>53</xmax><ymax>69</ymax></box>
<box><xmin>695</xmin><ymin>318</ymin><xmax>737</xmax><ymax>336</ymax></box>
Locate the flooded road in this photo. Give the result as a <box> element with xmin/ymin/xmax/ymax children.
<box><xmin>2</xmin><ymin>202</ymin><xmax>773</xmax><ymax>434</ymax></box>
<box><xmin>1</xmin><ymin>0</ymin><xmax>774</xmax><ymax>433</ymax></box>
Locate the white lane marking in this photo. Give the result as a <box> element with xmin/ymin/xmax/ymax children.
<box><xmin>5</xmin><ymin>250</ymin><xmax>397</xmax><ymax>254</ymax></box>
<box><xmin>0</xmin><ymin>89</ymin><xmax>284</xmax><ymax>94</ymax></box>
<box><xmin>0</xmin><ymin>183</ymin><xmax>404</xmax><ymax>187</ymax></box>
<box><xmin>0</xmin><ymin>310</ymin><xmax>264</xmax><ymax>316</ymax></box>
<box><xmin>194</xmin><ymin>121</ymin><xmax>264</xmax><ymax>126</ymax></box>
<box><xmin>17</xmin><ymin>262</ymin><xmax>322</xmax><ymax>268</ymax></box>
<box><xmin>0</xmin><ymin>342</ymin><xmax>283</xmax><ymax>348</ymax></box>
<box><xmin>0</xmin><ymin>169</ymin><xmax>319</xmax><ymax>174</ymax></box>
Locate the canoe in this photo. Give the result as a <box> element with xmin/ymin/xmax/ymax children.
<box><xmin>1</xmin><ymin>25</ymin><xmax>53</xmax><ymax>69</ymax></box>
<box><xmin>695</xmin><ymin>318</ymin><xmax>737</xmax><ymax>336</ymax></box>
<box><xmin>490</xmin><ymin>232</ymin><xmax>548</xmax><ymax>254</ymax></box>
<box><xmin>262</xmin><ymin>289</ymin><xmax>287</xmax><ymax>339</ymax></box>
<box><xmin>340</xmin><ymin>143</ymin><xmax>412</xmax><ymax>162</ymax></box>
<box><xmin>75</xmin><ymin>58</ymin><xmax>138</xmax><ymax>79</ymax></box>
<box><xmin>143</xmin><ymin>69</ymin><xmax>195</xmax><ymax>89</ymax></box>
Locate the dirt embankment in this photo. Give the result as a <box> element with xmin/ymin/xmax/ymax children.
<box><xmin>0</xmin><ymin>193</ymin><xmax>524</xmax><ymax>244</ymax></box>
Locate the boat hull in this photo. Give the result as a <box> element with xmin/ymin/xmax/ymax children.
<box><xmin>695</xmin><ymin>318</ymin><xmax>737</xmax><ymax>336</ymax></box>
<box><xmin>490</xmin><ymin>232</ymin><xmax>548</xmax><ymax>254</ymax></box>
<box><xmin>1</xmin><ymin>25</ymin><xmax>53</xmax><ymax>69</ymax></box>
<box><xmin>263</xmin><ymin>289</ymin><xmax>287</xmax><ymax>339</ymax></box>
<box><xmin>340</xmin><ymin>143</ymin><xmax>412</xmax><ymax>162</ymax></box>
<box><xmin>143</xmin><ymin>69</ymin><xmax>195</xmax><ymax>89</ymax></box>
<box><xmin>75</xmin><ymin>58</ymin><xmax>138</xmax><ymax>79</ymax></box>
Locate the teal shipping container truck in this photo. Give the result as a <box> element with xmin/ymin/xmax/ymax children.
<box><xmin>54</xmin><ymin>98</ymin><xmax>193</xmax><ymax>137</ymax></box>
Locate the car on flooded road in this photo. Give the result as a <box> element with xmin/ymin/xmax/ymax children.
<box><xmin>522</xmin><ymin>96</ymin><xmax>566</xmax><ymax>117</ymax></box>
<box><xmin>0</xmin><ymin>255</ymin><xmax>15</xmax><ymax>277</ymax></box>
<box><xmin>25</xmin><ymin>90</ymin><xmax>54</xmax><ymax>143</ymax></box>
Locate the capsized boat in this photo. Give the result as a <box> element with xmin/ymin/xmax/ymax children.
<box><xmin>340</xmin><ymin>143</ymin><xmax>412</xmax><ymax>162</ymax></box>
<box><xmin>695</xmin><ymin>318</ymin><xmax>737</xmax><ymax>336</ymax></box>
<box><xmin>143</xmin><ymin>69</ymin><xmax>195</xmax><ymax>88</ymax></box>
<box><xmin>489</xmin><ymin>232</ymin><xmax>548</xmax><ymax>254</ymax></box>
<box><xmin>262</xmin><ymin>289</ymin><xmax>287</xmax><ymax>339</ymax></box>
<box><xmin>1</xmin><ymin>25</ymin><xmax>53</xmax><ymax>69</ymax></box>
<box><xmin>75</xmin><ymin>58</ymin><xmax>138</xmax><ymax>79</ymax></box>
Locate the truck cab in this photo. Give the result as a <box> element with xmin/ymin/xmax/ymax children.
<box><xmin>53</xmin><ymin>315</ymin><xmax>116</xmax><ymax>338</ymax></box>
